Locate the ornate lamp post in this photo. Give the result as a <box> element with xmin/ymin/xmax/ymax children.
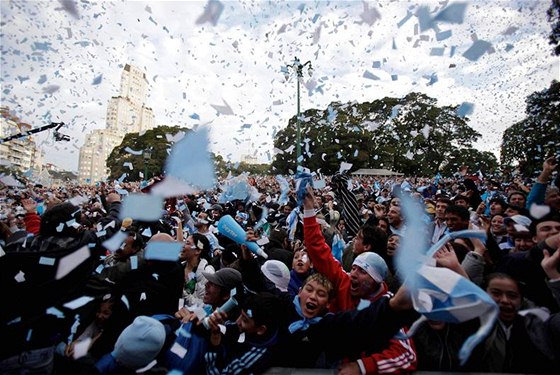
<box><xmin>283</xmin><ymin>57</ymin><xmax>313</xmax><ymax>167</ymax></box>
<box><xmin>143</xmin><ymin>148</ymin><xmax>152</xmax><ymax>181</ymax></box>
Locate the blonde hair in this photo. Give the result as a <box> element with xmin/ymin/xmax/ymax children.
<box><xmin>304</xmin><ymin>273</ymin><xmax>335</xmax><ymax>300</ymax></box>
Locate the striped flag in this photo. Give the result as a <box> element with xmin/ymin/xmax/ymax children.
<box><xmin>331</xmin><ymin>173</ymin><xmax>361</xmax><ymax>238</ymax></box>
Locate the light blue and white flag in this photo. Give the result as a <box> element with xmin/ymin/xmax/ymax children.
<box><xmin>276</xmin><ymin>175</ymin><xmax>290</xmax><ymax>205</ymax></box>
<box><xmin>395</xmin><ymin>195</ymin><xmax>498</xmax><ymax>365</ymax></box>
<box><xmin>286</xmin><ymin>207</ymin><xmax>300</xmax><ymax>242</ymax></box>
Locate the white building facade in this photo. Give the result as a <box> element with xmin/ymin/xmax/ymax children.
<box><xmin>0</xmin><ymin>106</ymin><xmax>40</xmax><ymax>173</ymax></box>
<box><xmin>78</xmin><ymin>64</ymin><xmax>156</xmax><ymax>183</ymax></box>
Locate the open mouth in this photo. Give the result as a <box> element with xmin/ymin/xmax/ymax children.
<box><xmin>302</xmin><ymin>301</ymin><xmax>318</xmax><ymax>316</ymax></box>
<box><xmin>350</xmin><ymin>280</ymin><xmax>360</xmax><ymax>293</ymax></box>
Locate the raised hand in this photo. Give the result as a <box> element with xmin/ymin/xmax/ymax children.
<box><xmin>541</xmin><ymin>248</ymin><xmax>560</xmax><ymax>280</ymax></box>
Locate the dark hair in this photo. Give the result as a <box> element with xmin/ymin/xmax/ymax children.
<box><xmin>505</xmin><ymin>205</ymin><xmax>530</xmax><ymax>217</ymax></box>
<box><xmin>489</xmin><ymin>197</ymin><xmax>508</xmax><ymax>210</ymax></box>
<box><xmin>507</xmin><ymin>191</ymin><xmax>527</xmax><ymax>204</ymax></box>
<box><xmin>484</xmin><ymin>272</ymin><xmax>525</xmax><ymax>296</ymax></box>
<box><xmin>241</xmin><ymin>292</ymin><xmax>283</xmax><ymax>331</ymax></box>
<box><xmin>529</xmin><ymin>212</ymin><xmax>560</xmax><ymax>236</ymax></box>
<box><xmin>360</xmin><ymin>224</ymin><xmax>388</xmax><ymax>255</ymax></box>
<box><xmin>126</xmin><ymin>228</ymin><xmax>145</xmax><ymax>250</ymax></box>
<box><xmin>445</xmin><ymin>205</ymin><xmax>470</xmax><ymax>221</ymax></box>
<box><xmin>40</xmin><ymin>202</ymin><xmax>81</xmax><ymax>237</ymax></box>
<box><xmin>191</xmin><ymin>233</ymin><xmax>212</xmax><ymax>262</ymax></box>
<box><xmin>436</xmin><ymin>197</ymin><xmax>452</xmax><ymax>206</ymax></box>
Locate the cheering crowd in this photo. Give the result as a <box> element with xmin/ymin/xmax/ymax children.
<box><xmin>1</xmin><ymin>155</ymin><xmax>559</xmax><ymax>374</ymax></box>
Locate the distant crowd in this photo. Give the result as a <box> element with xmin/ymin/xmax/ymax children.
<box><xmin>1</xmin><ymin>156</ymin><xmax>559</xmax><ymax>374</ymax></box>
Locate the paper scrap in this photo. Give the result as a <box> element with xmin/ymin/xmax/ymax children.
<box><xmin>55</xmin><ymin>246</ymin><xmax>90</xmax><ymax>280</ymax></box>
<box><xmin>39</xmin><ymin>257</ymin><xmax>56</xmax><ymax>266</ymax></box>
<box><xmin>120</xmin><ymin>194</ymin><xmax>164</xmax><ymax>222</ymax></box>
<box><xmin>102</xmin><ymin>231</ymin><xmax>129</xmax><ymax>252</ymax></box>
<box><xmin>63</xmin><ymin>296</ymin><xmax>95</xmax><ymax>310</ymax></box>
<box><xmin>170</xmin><ymin>342</ymin><xmax>188</xmax><ymax>358</ymax></box>
<box><xmin>14</xmin><ymin>270</ymin><xmax>25</xmax><ymax>283</ymax></box>
<box><xmin>144</xmin><ymin>241</ymin><xmax>183</xmax><ymax>262</ymax></box>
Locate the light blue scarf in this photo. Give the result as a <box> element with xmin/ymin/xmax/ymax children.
<box><xmin>288</xmin><ymin>295</ymin><xmax>323</xmax><ymax>333</ymax></box>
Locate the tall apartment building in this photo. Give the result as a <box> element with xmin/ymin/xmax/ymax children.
<box><xmin>0</xmin><ymin>106</ymin><xmax>40</xmax><ymax>173</ymax></box>
<box><xmin>78</xmin><ymin>130</ymin><xmax>124</xmax><ymax>183</ymax></box>
<box><xmin>78</xmin><ymin>64</ymin><xmax>155</xmax><ymax>183</ymax></box>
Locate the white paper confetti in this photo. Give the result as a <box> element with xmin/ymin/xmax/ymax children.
<box><xmin>55</xmin><ymin>245</ymin><xmax>90</xmax><ymax>280</ymax></box>
<box><xmin>529</xmin><ymin>203</ymin><xmax>550</xmax><ymax>219</ymax></box>
<box><xmin>14</xmin><ymin>270</ymin><xmax>25</xmax><ymax>283</ymax></box>
<box><xmin>63</xmin><ymin>296</ymin><xmax>95</xmax><ymax>310</ymax></box>
<box><xmin>102</xmin><ymin>231</ymin><xmax>129</xmax><ymax>253</ymax></box>
<box><xmin>71</xmin><ymin>337</ymin><xmax>92</xmax><ymax>359</ymax></box>
<box><xmin>170</xmin><ymin>342</ymin><xmax>188</xmax><ymax>358</ymax></box>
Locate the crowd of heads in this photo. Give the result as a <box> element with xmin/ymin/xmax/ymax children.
<box><xmin>1</xmin><ymin>156</ymin><xmax>559</xmax><ymax>373</ymax></box>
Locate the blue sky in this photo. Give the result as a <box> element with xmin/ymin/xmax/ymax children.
<box><xmin>1</xmin><ymin>0</ymin><xmax>558</xmax><ymax>171</ymax></box>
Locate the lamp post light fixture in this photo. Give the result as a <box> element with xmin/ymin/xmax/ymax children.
<box><xmin>143</xmin><ymin>148</ymin><xmax>152</xmax><ymax>181</ymax></box>
<box><xmin>284</xmin><ymin>56</ymin><xmax>313</xmax><ymax>168</ymax></box>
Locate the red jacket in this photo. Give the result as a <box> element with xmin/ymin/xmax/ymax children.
<box><xmin>304</xmin><ymin>214</ymin><xmax>417</xmax><ymax>374</ymax></box>
<box><xmin>24</xmin><ymin>212</ymin><xmax>41</xmax><ymax>235</ymax></box>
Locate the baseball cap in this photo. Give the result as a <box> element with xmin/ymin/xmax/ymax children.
<box><xmin>202</xmin><ymin>268</ymin><xmax>242</xmax><ymax>290</ymax></box>
<box><xmin>504</xmin><ymin>215</ymin><xmax>532</xmax><ymax>231</ymax></box>
<box><xmin>113</xmin><ymin>316</ymin><xmax>166</xmax><ymax>369</ymax></box>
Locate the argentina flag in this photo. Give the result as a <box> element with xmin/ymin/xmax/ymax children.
<box><xmin>396</xmin><ymin>195</ymin><xmax>498</xmax><ymax>365</ymax></box>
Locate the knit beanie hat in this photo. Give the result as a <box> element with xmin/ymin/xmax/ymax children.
<box><xmin>352</xmin><ymin>252</ymin><xmax>388</xmax><ymax>283</ymax></box>
<box><xmin>261</xmin><ymin>260</ymin><xmax>291</xmax><ymax>292</ymax></box>
<box><xmin>113</xmin><ymin>316</ymin><xmax>166</xmax><ymax>369</ymax></box>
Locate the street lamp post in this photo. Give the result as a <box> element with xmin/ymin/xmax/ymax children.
<box><xmin>143</xmin><ymin>149</ymin><xmax>152</xmax><ymax>181</ymax></box>
<box><xmin>284</xmin><ymin>57</ymin><xmax>313</xmax><ymax>167</ymax></box>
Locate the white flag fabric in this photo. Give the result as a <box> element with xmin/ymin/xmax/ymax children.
<box><xmin>396</xmin><ymin>195</ymin><xmax>498</xmax><ymax>365</ymax></box>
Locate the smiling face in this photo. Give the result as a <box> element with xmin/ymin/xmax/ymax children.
<box><xmin>180</xmin><ymin>236</ymin><xmax>200</xmax><ymax>262</ymax></box>
<box><xmin>486</xmin><ymin>276</ymin><xmax>521</xmax><ymax>323</ymax></box>
<box><xmin>298</xmin><ymin>279</ymin><xmax>331</xmax><ymax>319</ymax></box>
<box><xmin>490</xmin><ymin>214</ymin><xmax>506</xmax><ymax>235</ymax></box>
<box><xmin>387</xmin><ymin>206</ymin><xmax>402</xmax><ymax>227</ymax></box>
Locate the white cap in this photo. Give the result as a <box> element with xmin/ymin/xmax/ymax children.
<box><xmin>261</xmin><ymin>260</ymin><xmax>290</xmax><ymax>292</ymax></box>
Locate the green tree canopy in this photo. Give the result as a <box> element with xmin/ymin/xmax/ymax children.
<box><xmin>441</xmin><ymin>148</ymin><xmax>499</xmax><ymax>177</ymax></box>
<box><xmin>272</xmin><ymin>92</ymin><xmax>481</xmax><ymax>176</ymax></box>
<box><xmin>107</xmin><ymin>125</ymin><xmax>190</xmax><ymax>181</ymax></box>
<box><xmin>501</xmin><ymin>80</ymin><xmax>560</xmax><ymax>176</ymax></box>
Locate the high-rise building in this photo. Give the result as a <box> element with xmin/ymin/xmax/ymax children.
<box><xmin>0</xmin><ymin>106</ymin><xmax>40</xmax><ymax>173</ymax></box>
<box><xmin>78</xmin><ymin>130</ymin><xmax>123</xmax><ymax>183</ymax></box>
<box><xmin>78</xmin><ymin>64</ymin><xmax>156</xmax><ymax>183</ymax></box>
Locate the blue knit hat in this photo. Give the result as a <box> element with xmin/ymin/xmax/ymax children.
<box><xmin>113</xmin><ymin>316</ymin><xmax>166</xmax><ymax>369</ymax></box>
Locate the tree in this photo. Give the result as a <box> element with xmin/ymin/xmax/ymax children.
<box><xmin>271</xmin><ymin>93</ymin><xmax>481</xmax><ymax>175</ymax></box>
<box><xmin>107</xmin><ymin>126</ymin><xmax>190</xmax><ymax>181</ymax></box>
<box><xmin>440</xmin><ymin>148</ymin><xmax>499</xmax><ymax>177</ymax></box>
<box><xmin>501</xmin><ymin>80</ymin><xmax>560</xmax><ymax>176</ymax></box>
<box><xmin>549</xmin><ymin>0</ymin><xmax>560</xmax><ymax>55</ymax></box>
